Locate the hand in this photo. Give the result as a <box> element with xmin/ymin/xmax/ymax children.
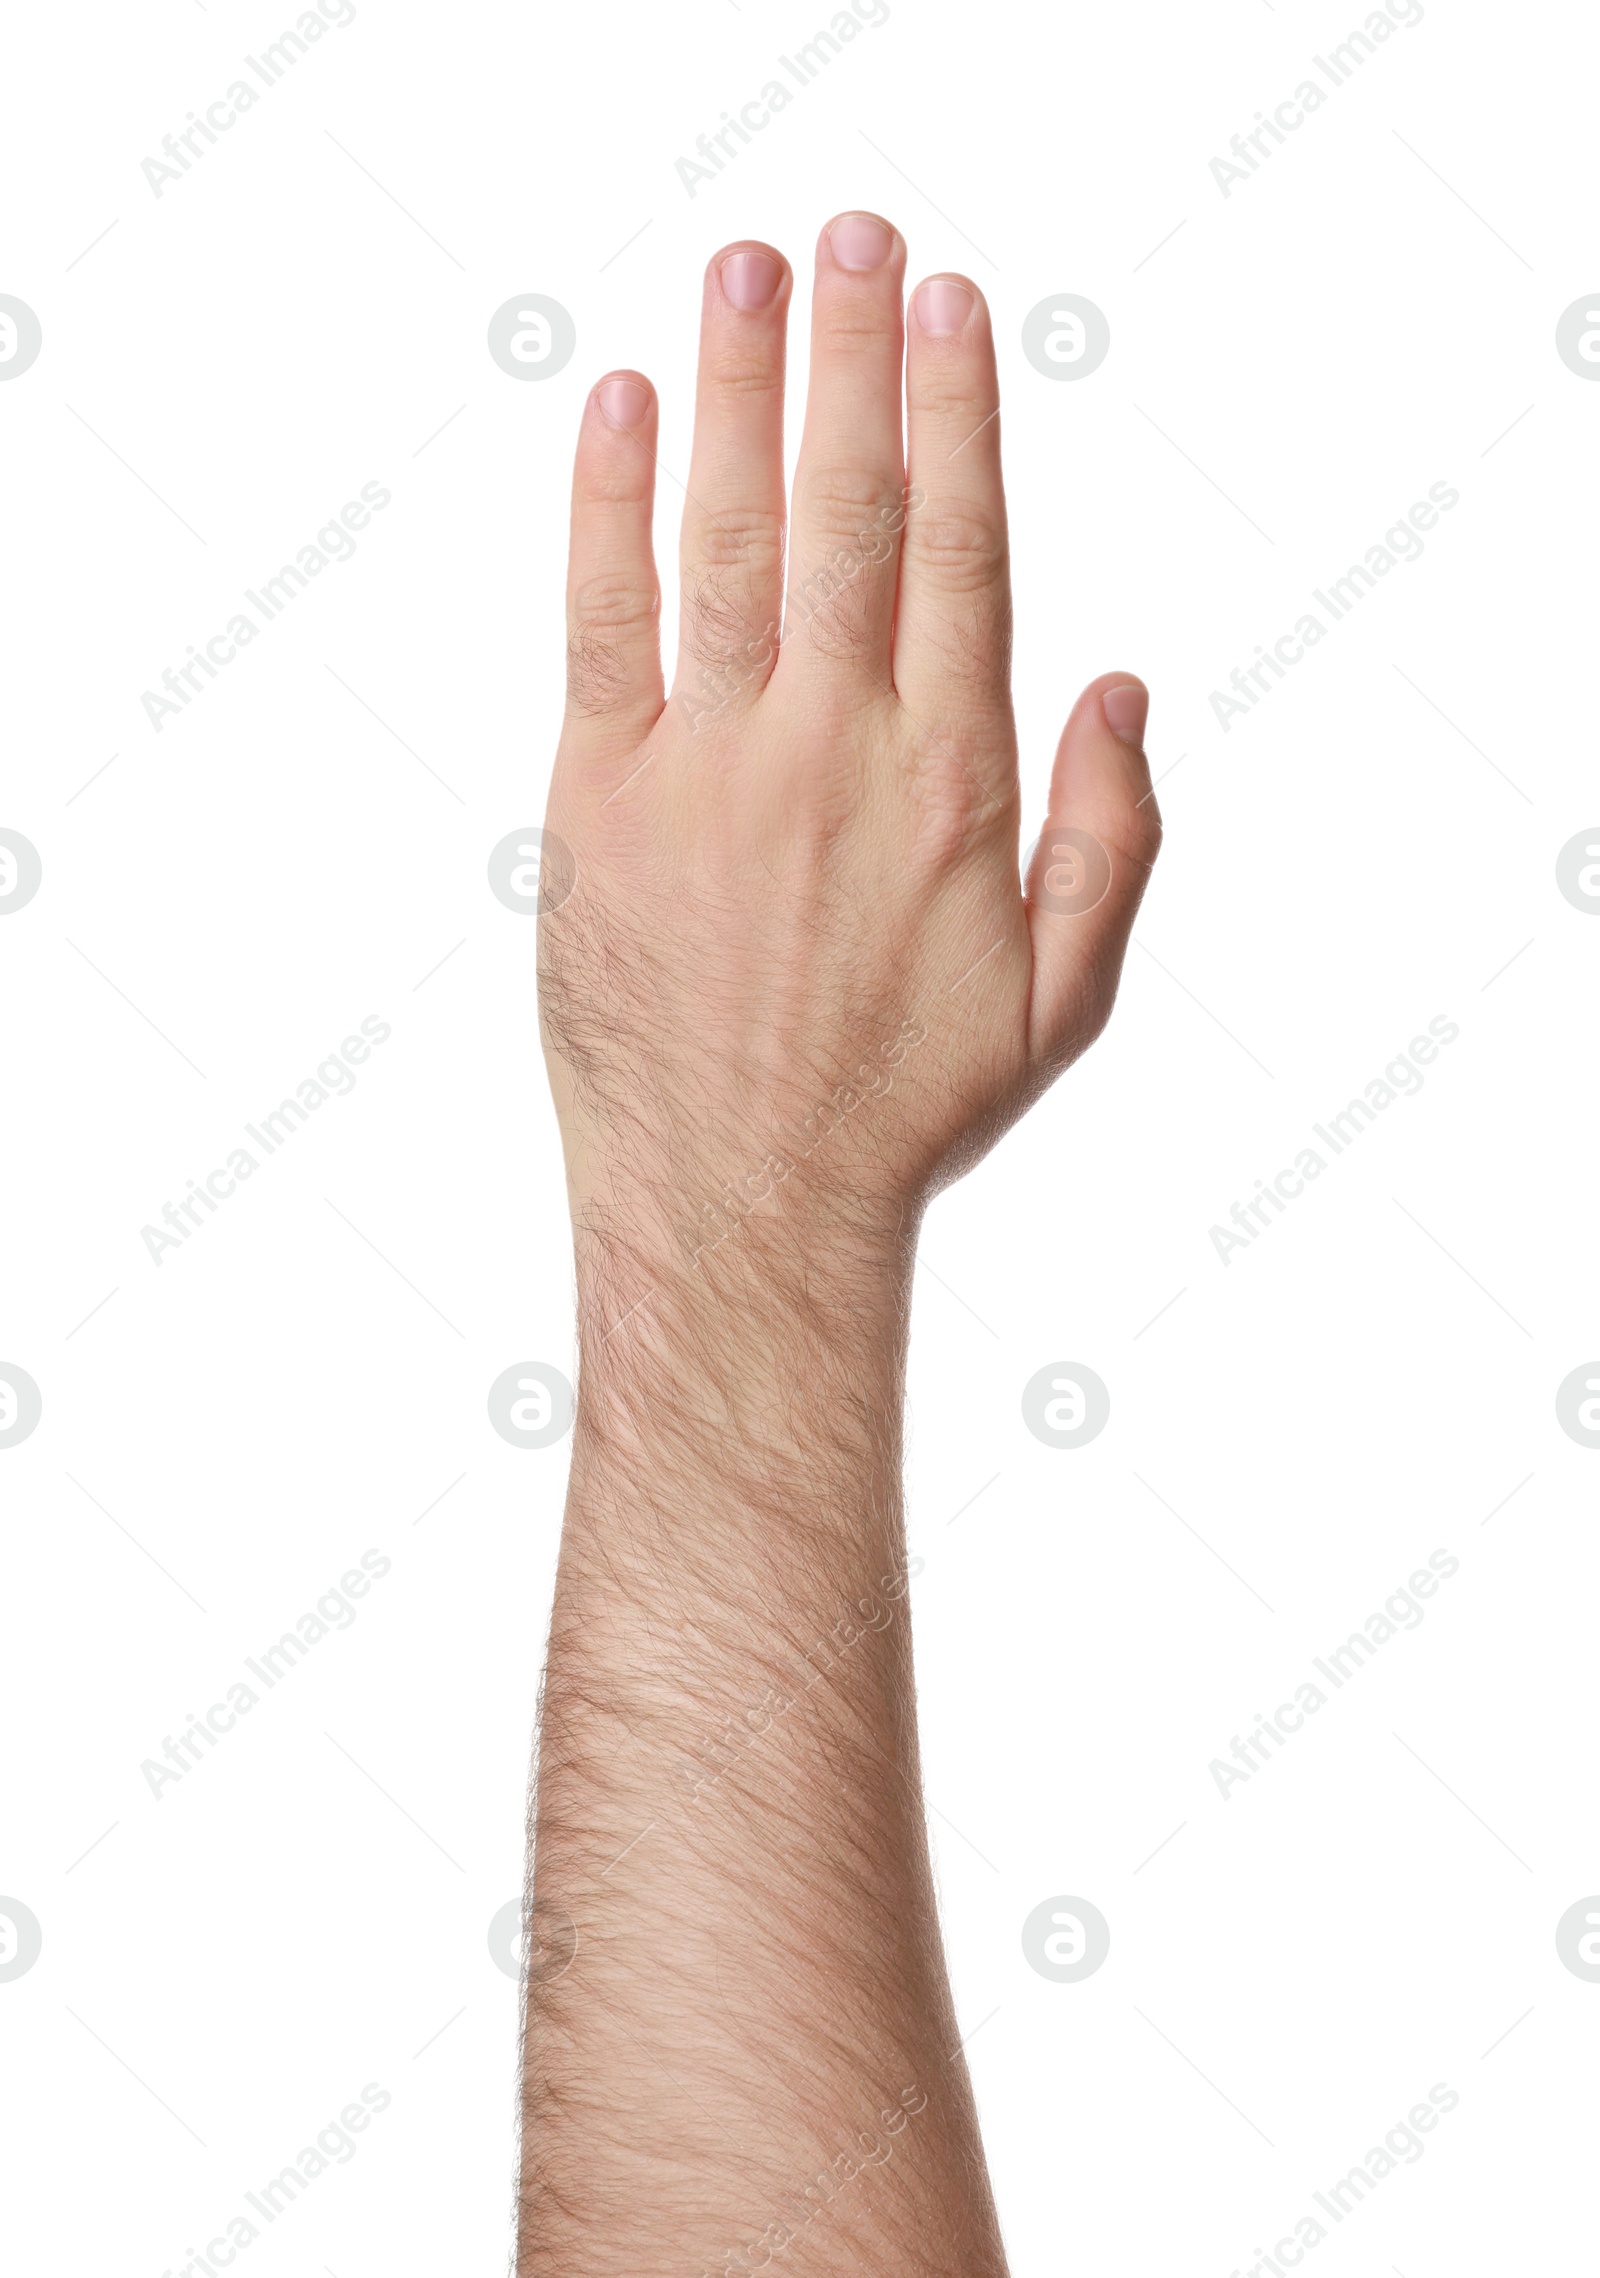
<box><xmin>540</xmin><ymin>210</ymin><xmax>1160</xmax><ymax>1302</ymax></box>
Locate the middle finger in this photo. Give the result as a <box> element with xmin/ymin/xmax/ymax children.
<box><xmin>774</xmin><ymin>211</ymin><xmax>908</xmax><ymax>703</ymax></box>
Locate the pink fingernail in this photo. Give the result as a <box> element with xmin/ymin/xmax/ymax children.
<box><xmin>914</xmin><ymin>279</ymin><xmax>973</xmax><ymax>337</ymax></box>
<box><xmin>828</xmin><ymin>213</ymin><xmax>895</xmax><ymax>272</ymax></box>
<box><xmin>597</xmin><ymin>376</ymin><xmax>649</xmax><ymax>428</ymax></box>
<box><xmin>721</xmin><ymin>250</ymin><xmax>783</xmax><ymax>311</ymax></box>
<box><xmin>1101</xmin><ymin>683</ymin><xmax>1149</xmax><ymax>746</ymax></box>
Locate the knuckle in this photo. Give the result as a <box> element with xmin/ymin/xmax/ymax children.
<box><xmin>912</xmin><ymin>767</ymin><xmax>987</xmax><ymax>857</ymax></box>
<box><xmin>709</xmin><ymin>356</ymin><xmax>784</xmax><ymax>402</ymax></box>
<box><xmin>798</xmin><ymin>466</ymin><xmax>898</xmax><ymax>547</ymax></box>
<box><xmin>1081</xmin><ymin>799</ymin><xmax>1163</xmax><ymax>888</ymax></box>
<box><xmin>901</xmin><ymin>510</ymin><xmax>1007</xmax><ymax>595</ymax></box>
<box><xmin>571</xmin><ymin>570</ymin><xmax>660</xmax><ymax>636</ymax></box>
<box><xmin>909</xmin><ymin>376</ymin><xmax>993</xmax><ymax>422</ymax></box>
<box><xmin>820</xmin><ymin>312</ymin><xmax>900</xmax><ymax>352</ymax></box>
<box><xmin>566</xmin><ymin>575</ymin><xmax>658</xmax><ymax>714</ymax></box>
<box><xmin>577</xmin><ymin>464</ymin><xmax>652</xmax><ymax>509</ymax></box>
<box><xmin>787</xmin><ymin>472</ymin><xmax>903</xmax><ymax>661</ymax></box>
<box><xmin>1118</xmin><ymin>794</ymin><xmax>1164</xmax><ymax>869</ymax></box>
<box><xmin>786</xmin><ymin>471</ymin><xmax>904</xmax><ymax>666</ymax></box>
<box><xmin>680</xmin><ymin>511</ymin><xmax>784</xmax><ymax>673</ymax></box>
<box><xmin>693</xmin><ymin>505</ymin><xmax>785</xmax><ymax>578</ymax></box>
<box><xmin>829</xmin><ymin>312</ymin><xmax>902</xmax><ymax>346</ymax></box>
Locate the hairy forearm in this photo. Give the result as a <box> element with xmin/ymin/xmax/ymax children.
<box><xmin>518</xmin><ymin>1228</ymin><xmax>1007</xmax><ymax>2278</ymax></box>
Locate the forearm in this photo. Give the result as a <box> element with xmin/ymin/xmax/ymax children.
<box><xmin>519</xmin><ymin>1228</ymin><xmax>1007</xmax><ymax>2277</ymax></box>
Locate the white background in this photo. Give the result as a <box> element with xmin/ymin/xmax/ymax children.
<box><xmin>2</xmin><ymin>0</ymin><xmax>1597</xmax><ymax>2271</ymax></box>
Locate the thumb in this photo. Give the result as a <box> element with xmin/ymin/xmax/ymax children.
<box><xmin>1024</xmin><ymin>674</ymin><xmax>1163</xmax><ymax>1069</ymax></box>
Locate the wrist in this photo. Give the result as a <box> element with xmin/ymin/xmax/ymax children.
<box><xmin>571</xmin><ymin>1167</ymin><xmax>917</xmax><ymax>1346</ymax></box>
<box><xmin>569</xmin><ymin>1208</ymin><xmax>914</xmax><ymax>1495</ymax></box>
<box><xmin>551</xmin><ymin>1014</ymin><xmax>938</xmax><ymax>1323</ymax></box>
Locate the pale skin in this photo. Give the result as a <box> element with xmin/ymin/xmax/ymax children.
<box><xmin>521</xmin><ymin>211</ymin><xmax>1161</xmax><ymax>2276</ymax></box>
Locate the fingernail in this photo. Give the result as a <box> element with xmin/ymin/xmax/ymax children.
<box><xmin>914</xmin><ymin>279</ymin><xmax>973</xmax><ymax>337</ymax></box>
<box><xmin>596</xmin><ymin>376</ymin><xmax>649</xmax><ymax>428</ymax></box>
<box><xmin>721</xmin><ymin>250</ymin><xmax>783</xmax><ymax>312</ymax></box>
<box><xmin>1101</xmin><ymin>683</ymin><xmax>1149</xmax><ymax>746</ymax></box>
<box><xmin>828</xmin><ymin>213</ymin><xmax>895</xmax><ymax>272</ymax></box>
